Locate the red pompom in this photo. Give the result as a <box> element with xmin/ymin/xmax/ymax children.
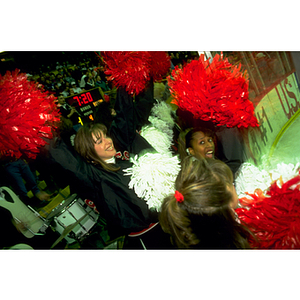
<box><xmin>236</xmin><ymin>174</ymin><xmax>300</xmax><ymax>249</ymax></box>
<box><xmin>167</xmin><ymin>53</ymin><xmax>259</xmax><ymax>128</ymax></box>
<box><xmin>148</xmin><ymin>51</ymin><xmax>171</xmax><ymax>82</ymax></box>
<box><xmin>0</xmin><ymin>69</ymin><xmax>60</xmax><ymax>159</ymax></box>
<box><xmin>101</xmin><ymin>51</ymin><xmax>170</xmax><ymax>95</ymax></box>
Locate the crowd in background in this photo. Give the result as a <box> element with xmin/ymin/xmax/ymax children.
<box><xmin>5</xmin><ymin>51</ymin><xmax>199</xmax><ymax>99</ymax></box>
<box><xmin>28</xmin><ymin>59</ymin><xmax>111</xmax><ymax>99</ymax></box>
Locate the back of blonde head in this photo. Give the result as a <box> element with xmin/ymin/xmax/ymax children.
<box><xmin>159</xmin><ymin>156</ymin><xmax>252</xmax><ymax>249</ymax></box>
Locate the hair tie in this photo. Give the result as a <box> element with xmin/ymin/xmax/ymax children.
<box><xmin>174</xmin><ymin>190</ymin><xmax>184</xmax><ymax>203</ymax></box>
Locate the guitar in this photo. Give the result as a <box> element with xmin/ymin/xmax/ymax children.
<box><xmin>0</xmin><ymin>186</ymin><xmax>47</xmax><ymax>238</ymax></box>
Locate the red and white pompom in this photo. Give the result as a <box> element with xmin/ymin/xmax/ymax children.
<box><xmin>167</xmin><ymin>53</ymin><xmax>259</xmax><ymax>128</ymax></box>
<box><xmin>101</xmin><ymin>51</ymin><xmax>170</xmax><ymax>95</ymax></box>
<box><xmin>0</xmin><ymin>69</ymin><xmax>60</xmax><ymax>159</ymax></box>
<box><xmin>236</xmin><ymin>173</ymin><xmax>300</xmax><ymax>249</ymax></box>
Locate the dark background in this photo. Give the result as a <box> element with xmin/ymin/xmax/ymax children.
<box><xmin>0</xmin><ymin>51</ymin><xmax>199</xmax><ymax>76</ymax></box>
<box><xmin>0</xmin><ymin>51</ymin><xmax>100</xmax><ymax>76</ymax></box>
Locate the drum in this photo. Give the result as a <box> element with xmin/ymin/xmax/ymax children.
<box><xmin>47</xmin><ymin>195</ymin><xmax>99</xmax><ymax>244</ymax></box>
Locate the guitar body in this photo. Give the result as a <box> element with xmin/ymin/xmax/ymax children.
<box><xmin>0</xmin><ymin>187</ymin><xmax>46</xmax><ymax>238</ymax></box>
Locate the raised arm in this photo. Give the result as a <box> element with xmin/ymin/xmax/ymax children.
<box><xmin>109</xmin><ymin>79</ymin><xmax>155</xmax><ymax>153</ymax></box>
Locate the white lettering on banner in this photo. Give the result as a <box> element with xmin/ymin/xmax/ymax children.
<box><xmin>256</xmin><ymin>106</ymin><xmax>273</xmax><ymax>147</ymax></box>
<box><xmin>248</xmin><ymin>73</ymin><xmax>300</xmax><ymax>161</ymax></box>
<box><xmin>280</xmin><ymin>79</ymin><xmax>300</xmax><ymax>117</ymax></box>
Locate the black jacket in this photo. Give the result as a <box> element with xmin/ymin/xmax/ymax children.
<box><xmin>49</xmin><ymin>81</ymin><xmax>158</xmax><ymax>235</ymax></box>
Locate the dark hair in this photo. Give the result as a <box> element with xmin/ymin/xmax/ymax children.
<box><xmin>74</xmin><ymin>123</ymin><xmax>120</xmax><ymax>172</ymax></box>
<box><xmin>159</xmin><ymin>156</ymin><xmax>253</xmax><ymax>249</ymax></box>
<box><xmin>178</xmin><ymin>127</ymin><xmax>215</xmax><ymax>161</ymax></box>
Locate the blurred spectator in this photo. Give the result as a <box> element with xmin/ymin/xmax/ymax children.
<box><xmin>2</xmin><ymin>158</ymin><xmax>50</xmax><ymax>205</ymax></box>
<box><xmin>71</xmin><ymin>64</ymin><xmax>82</xmax><ymax>85</ymax></box>
<box><xmin>55</xmin><ymin>62</ymin><xmax>63</xmax><ymax>70</ymax></box>
<box><xmin>53</xmin><ymin>83</ymin><xmax>62</xmax><ymax>96</ymax></box>
<box><xmin>97</xmin><ymin>65</ymin><xmax>106</xmax><ymax>81</ymax></box>
<box><xmin>85</xmin><ymin>74</ymin><xmax>95</xmax><ymax>90</ymax></box>
<box><xmin>61</xmin><ymin>85</ymin><xmax>70</xmax><ymax>98</ymax></box>
<box><xmin>56</xmin><ymin>74</ymin><xmax>65</xmax><ymax>87</ymax></box>
<box><xmin>50</xmin><ymin>73</ymin><xmax>56</xmax><ymax>83</ymax></box>
<box><xmin>44</xmin><ymin>78</ymin><xmax>53</xmax><ymax>91</ymax></box>
<box><xmin>38</xmin><ymin>75</ymin><xmax>46</xmax><ymax>85</ymax></box>
<box><xmin>95</xmin><ymin>75</ymin><xmax>110</xmax><ymax>91</ymax></box>
<box><xmin>90</xmin><ymin>67</ymin><xmax>97</xmax><ymax>78</ymax></box>
<box><xmin>57</xmin><ymin>95</ymin><xmax>79</xmax><ymax>126</ymax></box>
<box><xmin>65</xmin><ymin>81</ymin><xmax>71</xmax><ymax>88</ymax></box>
<box><xmin>80</xmin><ymin>70</ymin><xmax>89</xmax><ymax>88</ymax></box>
<box><xmin>63</xmin><ymin>72</ymin><xmax>73</xmax><ymax>84</ymax></box>
<box><xmin>71</xmin><ymin>81</ymin><xmax>82</xmax><ymax>94</ymax></box>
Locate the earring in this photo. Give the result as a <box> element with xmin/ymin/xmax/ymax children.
<box><xmin>186</xmin><ymin>148</ymin><xmax>190</xmax><ymax>155</ymax></box>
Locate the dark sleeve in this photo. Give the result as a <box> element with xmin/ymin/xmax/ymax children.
<box><xmin>109</xmin><ymin>87</ymin><xmax>135</xmax><ymax>150</ymax></box>
<box><xmin>133</xmin><ymin>79</ymin><xmax>155</xmax><ymax>130</ymax></box>
<box><xmin>48</xmin><ymin>138</ymin><xmax>96</xmax><ymax>199</ymax></box>
<box><xmin>95</xmin><ymin>173</ymin><xmax>158</xmax><ymax>233</ymax></box>
<box><xmin>109</xmin><ymin>80</ymin><xmax>155</xmax><ymax>152</ymax></box>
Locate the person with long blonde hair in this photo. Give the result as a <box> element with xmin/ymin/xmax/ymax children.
<box><xmin>159</xmin><ymin>156</ymin><xmax>254</xmax><ymax>249</ymax></box>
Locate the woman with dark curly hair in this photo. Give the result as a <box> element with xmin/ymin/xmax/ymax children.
<box><xmin>175</xmin><ymin>108</ymin><xmax>246</xmax><ymax>177</ymax></box>
<box><xmin>159</xmin><ymin>156</ymin><xmax>254</xmax><ymax>249</ymax></box>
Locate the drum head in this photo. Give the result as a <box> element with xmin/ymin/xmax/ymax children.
<box><xmin>46</xmin><ymin>194</ymin><xmax>78</xmax><ymax>220</ymax></box>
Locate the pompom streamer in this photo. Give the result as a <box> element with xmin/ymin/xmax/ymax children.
<box><xmin>0</xmin><ymin>69</ymin><xmax>60</xmax><ymax>159</ymax></box>
<box><xmin>167</xmin><ymin>53</ymin><xmax>259</xmax><ymax>128</ymax></box>
<box><xmin>101</xmin><ymin>51</ymin><xmax>171</xmax><ymax>95</ymax></box>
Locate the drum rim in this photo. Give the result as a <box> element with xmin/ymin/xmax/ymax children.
<box><xmin>46</xmin><ymin>193</ymin><xmax>78</xmax><ymax>220</ymax></box>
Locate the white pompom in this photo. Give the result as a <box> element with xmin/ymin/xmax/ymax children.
<box><xmin>235</xmin><ymin>161</ymin><xmax>300</xmax><ymax>198</ymax></box>
<box><xmin>125</xmin><ymin>100</ymin><xmax>179</xmax><ymax>211</ymax></box>
<box><xmin>140</xmin><ymin>125</ymin><xmax>173</xmax><ymax>154</ymax></box>
<box><xmin>140</xmin><ymin>100</ymin><xmax>175</xmax><ymax>154</ymax></box>
<box><xmin>123</xmin><ymin>153</ymin><xmax>181</xmax><ymax>211</ymax></box>
<box><xmin>148</xmin><ymin>115</ymin><xmax>173</xmax><ymax>136</ymax></box>
<box><xmin>150</xmin><ymin>100</ymin><xmax>175</xmax><ymax>129</ymax></box>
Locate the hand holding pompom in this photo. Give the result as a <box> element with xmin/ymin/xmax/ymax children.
<box><xmin>167</xmin><ymin>53</ymin><xmax>259</xmax><ymax>128</ymax></box>
<box><xmin>101</xmin><ymin>51</ymin><xmax>171</xmax><ymax>95</ymax></box>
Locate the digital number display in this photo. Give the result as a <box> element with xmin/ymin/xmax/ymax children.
<box><xmin>65</xmin><ymin>88</ymin><xmax>102</xmax><ymax>108</ymax></box>
<box><xmin>73</xmin><ymin>92</ymin><xmax>94</xmax><ymax>106</ymax></box>
<box><xmin>65</xmin><ymin>87</ymin><xmax>104</xmax><ymax>124</ymax></box>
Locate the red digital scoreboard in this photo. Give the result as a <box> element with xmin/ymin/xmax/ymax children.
<box><xmin>65</xmin><ymin>87</ymin><xmax>104</xmax><ymax>123</ymax></box>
